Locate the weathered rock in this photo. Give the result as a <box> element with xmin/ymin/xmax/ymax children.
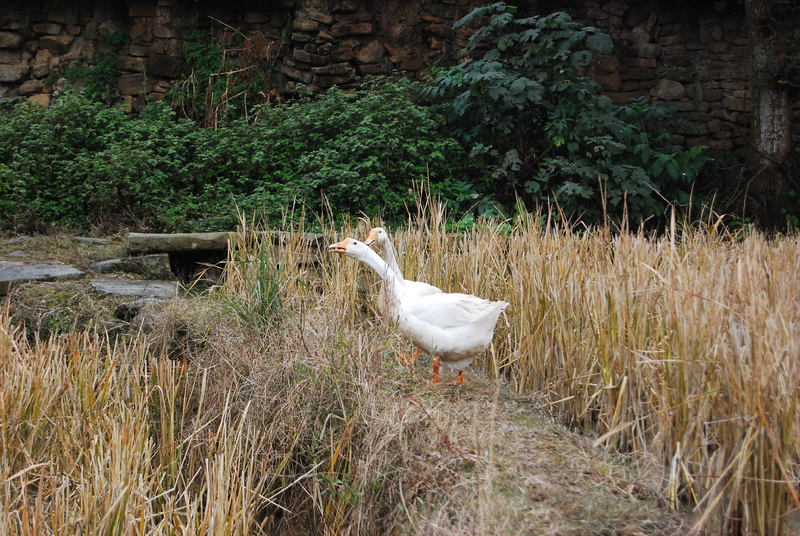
<box><xmin>71</xmin><ymin>237</ymin><xmax>112</xmax><ymax>245</ymax></box>
<box><xmin>355</xmin><ymin>40</ymin><xmax>385</xmax><ymax>64</ymax></box>
<box><xmin>126</xmin><ymin>232</ymin><xmax>233</xmax><ymax>254</ymax></box>
<box><xmin>18</xmin><ymin>79</ymin><xmax>43</xmax><ymax>95</ymax></box>
<box><xmin>311</xmin><ymin>62</ymin><xmax>354</xmax><ymax>75</ymax></box>
<box><xmin>292</xmin><ymin>19</ymin><xmax>319</xmax><ymax>32</ymax></box>
<box><xmin>152</xmin><ymin>24</ymin><xmax>176</xmax><ymax>38</ymax></box>
<box><xmin>91</xmin><ymin>279</ymin><xmax>180</xmax><ymax>298</ymax></box>
<box><xmin>293</xmin><ymin>49</ymin><xmax>328</xmax><ymax>65</ymax></box>
<box><xmin>0</xmin><ymin>63</ymin><xmax>29</xmax><ymax>82</ymax></box>
<box><xmin>0</xmin><ymin>236</ymin><xmax>30</xmax><ymax>246</ymax></box>
<box><xmin>650</xmin><ymin>79</ymin><xmax>686</xmax><ymax>100</ymax></box>
<box><xmin>117</xmin><ymin>73</ymin><xmax>155</xmax><ymax>95</ymax></box>
<box><xmin>279</xmin><ymin>63</ymin><xmax>314</xmax><ymax>84</ymax></box>
<box><xmin>38</xmin><ymin>35</ymin><xmax>74</xmax><ymax>55</ymax></box>
<box><xmin>314</xmin><ymin>72</ymin><xmax>356</xmax><ymax>87</ymax></box>
<box><xmin>90</xmin><ymin>254</ymin><xmax>172</xmax><ymax>278</ymax></box>
<box><xmin>0</xmin><ymin>32</ymin><xmax>23</xmax><ymax>49</ymax></box>
<box><xmin>32</xmin><ymin>23</ymin><xmax>63</xmax><ymax>35</ymax></box>
<box><xmin>330</xmin><ymin>47</ymin><xmax>354</xmax><ymax>62</ymax></box>
<box><xmin>0</xmin><ymin>261</ymin><xmax>85</xmax><ymax>294</ymax></box>
<box><xmin>309</xmin><ymin>11</ymin><xmax>334</xmax><ymax>25</ymax></box>
<box><xmin>147</xmin><ymin>55</ymin><xmax>182</xmax><ymax>78</ymax></box>
<box><xmin>0</xmin><ymin>49</ymin><xmax>22</xmax><ymax>64</ymax></box>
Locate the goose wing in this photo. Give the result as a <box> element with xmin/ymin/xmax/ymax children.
<box><xmin>403</xmin><ymin>293</ymin><xmax>500</xmax><ymax>330</ymax></box>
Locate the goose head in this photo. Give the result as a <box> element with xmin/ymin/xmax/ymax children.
<box><xmin>363</xmin><ymin>227</ymin><xmax>388</xmax><ymax>248</ymax></box>
<box><xmin>328</xmin><ymin>237</ymin><xmax>369</xmax><ymax>257</ymax></box>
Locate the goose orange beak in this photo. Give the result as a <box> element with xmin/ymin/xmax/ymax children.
<box><xmin>328</xmin><ymin>239</ymin><xmax>349</xmax><ymax>254</ymax></box>
<box><xmin>364</xmin><ymin>228</ymin><xmax>378</xmax><ymax>247</ymax></box>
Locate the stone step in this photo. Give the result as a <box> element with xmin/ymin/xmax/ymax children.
<box><xmin>0</xmin><ymin>260</ymin><xmax>85</xmax><ymax>295</ymax></box>
<box><xmin>125</xmin><ymin>231</ymin><xmax>328</xmax><ymax>255</ymax></box>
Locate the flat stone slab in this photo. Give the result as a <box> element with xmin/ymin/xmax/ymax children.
<box><xmin>90</xmin><ymin>279</ymin><xmax>180</xmax><ymax>297</ymax></box>
<box><xmin>125</xmin><ymin>231</ymin><xmax>328</xmax><ymax>255</ymax></box>
<box><xmin>126</xmin><ymin>232</ymin><xmax>232</xmax><ymax>254</ymax></box>
<box><xmin>71</xmin><ymin>237</ymin><xmax>112</xmax><ymax>245</ymax></box>
<box><xmin>0</xmin><ymin>260</ymin><xmax>85</xmax><ymax>292</ymax></box>
<box><xmin>90</xmin><ymin>254</ymin><xmax>172</xmax><ymax>278</ymax></box>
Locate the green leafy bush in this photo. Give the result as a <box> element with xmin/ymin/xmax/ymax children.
<box><xmin>422</xmin><ymin>3</ymin><xmax>709</xmax><ymax>224</ymax></box>
<box><xmin>0</xmin><ymin>80</ymin><xmax>474</xmax><ymax>233</ymax></box>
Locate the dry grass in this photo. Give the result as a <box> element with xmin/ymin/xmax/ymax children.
<box><xmin>1</xmin><ymin>205</ymin><xmax>797</xmax><ymax>534</ymax></box>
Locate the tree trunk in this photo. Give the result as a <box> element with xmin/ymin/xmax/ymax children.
<box><xmin>744</xmin><ymin>0</ymin><xmax>792</xmax><ymax>230</ymax></box>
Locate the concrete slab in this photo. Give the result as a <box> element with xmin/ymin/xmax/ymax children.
<box><xmin>90</xmin><ymin>279</ymin><xmax>180</xmax><ymax>297</ymax></box>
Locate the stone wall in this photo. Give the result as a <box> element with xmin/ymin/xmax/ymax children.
<box><xmin>1</xmin><ymin>0</ymin><xmax>799</xmax><ymax>157</ymax></box>
<box><xmin>555</xmin><ymin>0</ymin><xmax>800</xmax><ymax>160</ymax></box>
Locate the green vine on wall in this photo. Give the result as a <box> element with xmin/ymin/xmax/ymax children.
<box><xmin>48</xmin><ymin>31</ymin><xmax>128</xmax><ymax>105</ymax></box>
<box><xmin>169</xmin><ymin>25</ymin><xmax>283</xmax><ymax>127</ymax></box>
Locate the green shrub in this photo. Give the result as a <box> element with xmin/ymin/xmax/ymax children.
<box><xmin>0</xmin><ymin>80</ymin><xmax>475</xmax><ymax>233</ymax></box>
<box><xmin>422</xmin><ymin>3</ymin><xmax>710</xmax><ymax>225</ymax></box>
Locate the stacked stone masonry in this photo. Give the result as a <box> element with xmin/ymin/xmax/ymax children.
<box><xmin>1</xmin><ymin>0</ymin><xmax>798</xmax><ymax>157</ymax></box>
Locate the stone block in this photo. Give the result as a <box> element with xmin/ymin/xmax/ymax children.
<box><xmin>39</xmin><ymin>35</ymin><xmax>74</xmax><ymax>55</ymax></box>
<box><xmin>147</xmin><ymin>55</ymin><xmax>182</xmax><ymax>78</ymax></box>
<box><xmin>33</xmin><ymin>23</ymin><xmax>63</xmax><ymax>35</ymax></box>
<box><xmin>330</xmin><ymin>46</ymin><xmax>354</xmax><ymax>62</ymax></box>
<box><xmin>66</xmin><ymin>25</ymin><xmax>81</xmax><ymax>36</ymax></box>
<box><xmin>293</xmin><ymin>49</ymin><xmax>328</xmax><ymax>65</ymax></box>
<box><xmin>0</xmin><ymin>32</ymin><xmax>23</xmax><ymax>49</ymax></box>
<box><xmin>722</xmin><ymin>96</ymin><xmax>745</xmax><ymax>112</ymax></box>
<box><xmin>311</xmin><ymin>62</ymin><xmax>354</xmax><ymax>75</ymax></box>
<box><xmin>117</xmin><ymin>73</ymin><xmax>154</xmax><ymax>95</ymax></box>
<box><xmin>129</xmin><ymin>44</ymin><xmax>149</xmax><ymax>57</ymax></box>
<box><xmin>0</xmin><ymin>49</ymin><xmax>22</xmax><ymax>64</ymax></box>
<box><xmin>118</xmin><ymin>55</ymin><xmax>146</xmax><ymax>72</ymax></box>
<box><xmin>279</xmin><ymin>63</ymin><xmax>314</xmax><ymax>84</ymax></box>
<box><xmin>19</xmin><ymin>79</ymin><xmax>43</xmax><ymax>95</ymax></box>
<box><xmin>28</xmin><ymin>94</ymin><xmax>51</xmax><ymax>107</ymax></box>
<box><xmin>309</xmin><ymin>12</ymin><xmax>334</xmax><ymax>25</ymax></box>
<box><xmin>708</xmin><ymin>41</ymin><xmax>728</xmax><ymax>54</ymax></box>
<box><xmin>152</xmin><ymin>24</ymin><xmax>176</xmax><ymax>39</ymax></box>
<box><xmin>331</xmin><ymin>23</ymin><xmax>372</xmax><ymax>37</ymax></box>
<box><xmin>293</xmin><ymin>19</ymin><xmax>319</xmax><ymax>32</ymax></box>
<box><xmin>355</xmin><ymin>40</ymin><xmax>385</xmax><ymax>64</ymax></box>
<box><xmin>291</xmin><ymin>33</ymin><xmax>314</xmax><ymax>43</ymax></box>
<box><xmin>0</xmin><ymin>63</ymin><xmax>29</xmax><ymax>82</ymax></box>
<box><xmin>651</xmin><ymin>79</ymin><xmax>686</xmax><ymax>100</ymax></box>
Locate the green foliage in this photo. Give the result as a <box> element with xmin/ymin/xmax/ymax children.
<box><xmin>50</xmin><ymin>31</ymin><xmax>128</xmax><ymax>104</ymax></box>
<box><xmin>0</xmin><ymin>81</ymin><xmax>474</xmax><ymax>233</ymax></box>
<box><xmin>422</xmin><ymin>2</ymin><xmax>710</xmax><ymax>224</ymax></box>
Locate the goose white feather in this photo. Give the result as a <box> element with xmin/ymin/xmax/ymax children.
<box><xmin>364</xmin><ymin>227</ymin><xmax>442</xmax><ymax>317</ymax></box>
<box><xmin>329</xmin><ymin>237</ymin><xmax>509</xmax><ymax>382</ymax></box>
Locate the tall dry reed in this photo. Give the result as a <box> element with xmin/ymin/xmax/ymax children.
<box><xmin>375</xmin><ymin>205</ymin><xmax>800</xmax><ymax>534</ymax></box>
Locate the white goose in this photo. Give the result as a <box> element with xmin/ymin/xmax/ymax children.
<box><xmin>363</xmin><ymin>227</ymin><xmax>442</xmax><ymax>361</ymax></box>
<box><xmin>329</xmin><ymin>237</ymin><xmax>509</xmax><ymax>384</ymax></box>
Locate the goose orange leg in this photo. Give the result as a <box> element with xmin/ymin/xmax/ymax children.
<box><xmin>432</xmin><ymin>358</ymin><xmax>441</xmax><ymax>384</ymax></box>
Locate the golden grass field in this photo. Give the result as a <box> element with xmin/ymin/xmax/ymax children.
<box><xmin>1</xmin><ymin>205</ymin><xmax>798</xmax><ymax>535</ymax></box>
